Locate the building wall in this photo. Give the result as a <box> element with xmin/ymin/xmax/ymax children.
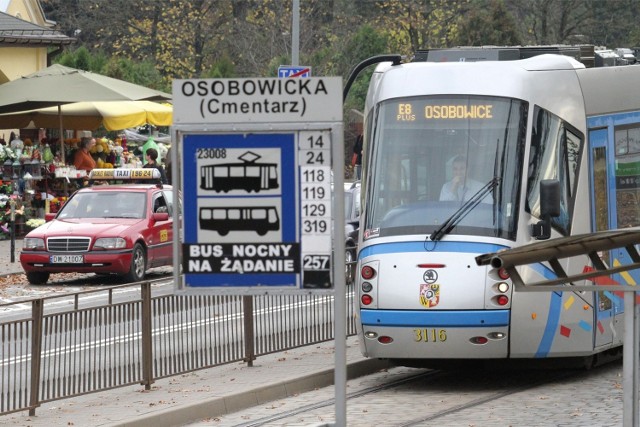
<box><xmin>3</xmin><ymin>0</ymin><xmax>49</xmax><ymax>27</ymax></box>
<box><xmin>0</xmin><ymin>46</ymin><xmax>47</xmax><ymax>82</ymax></box>
<box><xmin>0</xmin><ymin>0</ymin><xmax>53</xmax><ymax>83</ymax></box>
<box><xmin>0</xmin><ymin>1</ymin><xmax>52</xmax><ymax>136</ymax></box>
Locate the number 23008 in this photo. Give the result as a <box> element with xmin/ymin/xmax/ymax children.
<box><xmin>414</xmin><ymin>328</ymin><xmax>447</xmax><ymax>342</ymax></box>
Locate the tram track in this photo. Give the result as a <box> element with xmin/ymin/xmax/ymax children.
<box><xmin>396</xmin><ymin>369</ymin><xmax>581</xmax><ymax>426</ymax></box>
<box><xmin>231</xmin><ymin>365</ymin><xmax>585</xmax><ymax>427</ymax></box>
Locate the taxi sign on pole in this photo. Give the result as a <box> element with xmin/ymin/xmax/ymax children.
<box><xmin>278</xmin><ymin>65</ymin><xmax>311</xmax><ymax>78</ymax></box>
<box><xmin>171</xmin><ymin>77</ymin><xmax>344</xmax><ymax>296</ymax></box>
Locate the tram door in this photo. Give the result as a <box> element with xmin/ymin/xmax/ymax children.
<box><xmin>588</xmin><ymin>128</ymin><xmax>618</xmax><ymax>348</ymax></box>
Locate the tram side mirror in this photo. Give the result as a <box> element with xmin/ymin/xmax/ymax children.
<box><xmin>531</xmin><ymin>179</ymin><xmax>561</xmax><ymax>240</ymax></box>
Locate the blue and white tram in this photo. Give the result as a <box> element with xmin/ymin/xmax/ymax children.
<box><xmin>354</xmin><ymin>49</ymin><xmax>640</xmax><ymax>366</ymax></box>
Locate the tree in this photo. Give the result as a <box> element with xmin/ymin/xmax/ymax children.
<box><xmin>54</xmin><ymin>47</ymin><xmax>167</xmax><ymax>91</ymax></box>
<box><xmin>453</xmin><ymin>0</ymin><xmax>521</xmax><ymax>46</ymax></box>
<box><xmin>508</xmin><ymin>0</ymin><xmax>591</xmax><ymax>45</ymax></box>
<box><xmin>372</xmin><ymin>0</ymin><xmax>466</xmax><ymax>56</ymax></box>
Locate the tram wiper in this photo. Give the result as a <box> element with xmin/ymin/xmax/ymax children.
<box><xmin>430</xmin><ymin>178</ymin><xmax>501</xmax><ymax>242</ymax></box>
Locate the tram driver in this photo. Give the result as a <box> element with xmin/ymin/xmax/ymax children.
<box><xmin>439</xmin><ymin>155</ymin><xmax>484</xmax><ymax>202</ymax></box>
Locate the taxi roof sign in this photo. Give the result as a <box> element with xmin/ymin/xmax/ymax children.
<box><xmin>89</xmin><ymin>168</ymin><xmax>161</xmax><ymax>180</ymax></box>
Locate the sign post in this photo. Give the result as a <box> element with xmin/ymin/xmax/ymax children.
<box><xmin>171</xmin><ymin>76</ymin><xmax>346</xmax><ymax>424</ymax></box>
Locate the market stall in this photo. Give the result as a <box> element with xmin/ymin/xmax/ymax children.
<box><xmin>0</xmin><ymin>64</ymin><xmax>172</xmax><ymax>239</ymax></box>
<box><xmin>0</xmin><ymin>129</ymin><xmax>172</xmax><ymax>239</ymax></box>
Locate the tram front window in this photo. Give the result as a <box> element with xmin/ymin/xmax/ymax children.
<box><xmin>364</xmin><ymin>96</ymin><xmax>527</xmax><ymax>240</ymax></box>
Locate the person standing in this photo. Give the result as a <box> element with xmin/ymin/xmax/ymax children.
<box><xmin>142</xmin><ymin>136</ymin><xmax>159</xmax><ymax>165</ymax></box>
<box><xmin>143</xmin><ymin>147</ymin><xmax>168</xmax><ymax>184</ymax></box>
<box><xmin>73</xmin><ymin>137</ymin><xmax>97</xmax><ymax>173</ymax></box>
<box><xmin>352</xmin><ymin>134</ymin><xmax>363</xmax><ymax>180</ymax></box>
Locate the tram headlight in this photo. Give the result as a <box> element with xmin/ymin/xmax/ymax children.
<box><xmin>497</xmin><ymin>282</ymin><xmax>509</xmax><ymax>293</ymax></box>
<box><xmin>487</xmin><ymin>332</ymin><xmax>506</xmax><ymax>339</ymax></box>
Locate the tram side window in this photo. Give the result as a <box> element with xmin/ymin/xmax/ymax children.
<box><xmin>614</xmin><ymin>125</ymin><xmax>640</xmax><ymax>227</ymax></box>
<box><xmin>526</xmin><ymin>107</ymin><xmax>583</xmax><ymax>236</ymax></box>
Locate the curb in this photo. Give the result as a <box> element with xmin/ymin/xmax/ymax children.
<box><xmin>110</xmin><ymin>358</ymin><xmax>390</xmax><ymax>427</ymax></box>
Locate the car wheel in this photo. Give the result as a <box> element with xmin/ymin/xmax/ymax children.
<box><xmin>123</xmin><ymin>243</ymin><xmax>147</xmax><ymax>283</ymax></box>
<box><xmin>345</xmin><ymin>247</ymin><xmax>356</xmax><ymax>285</ymax></box>
<box><xmin>26</xmin><ymin>271</ymin><xmax>50</xmax><ymax>285</ymax></box>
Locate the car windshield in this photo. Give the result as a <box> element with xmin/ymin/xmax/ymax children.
<box><xmin>345</xmin><ymin>191</ymin><xmax>353</xmax><ymax>219</ymax></box>
<box><xmin>57</xmin><ymin>191</ymin><xmax>147</xmax><ymax>219</ymax></box>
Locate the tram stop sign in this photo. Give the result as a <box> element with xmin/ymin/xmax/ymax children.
<box><xmin>171</xmin><ymin>77</ymin><xmax>344</xmax><ymax>295</ymax></box>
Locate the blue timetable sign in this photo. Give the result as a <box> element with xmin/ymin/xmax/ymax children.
<box><xmin>179</xmin><ymin>131</ymin><xmax>333</xmax><ymax>291</ymax></box>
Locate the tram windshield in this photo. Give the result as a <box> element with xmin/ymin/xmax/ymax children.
<box><xmin>364</xmin><ymin>95</ymin><xmax>527</xmax><ymax>241</ymax></box>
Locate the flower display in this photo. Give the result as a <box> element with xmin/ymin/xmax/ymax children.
<box><xmin>26</xmin><ymin>218</ymin><xmax>45</xmax><ymax>229</ymax></box>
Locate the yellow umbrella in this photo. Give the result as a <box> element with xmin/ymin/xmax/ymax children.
<box><xmin>0</xmin><ymin>100</ymin><xmax>172</xmax><ymax>131</ymax></box>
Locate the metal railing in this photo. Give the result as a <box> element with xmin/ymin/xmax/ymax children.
<box><xmin>1</xmin><ymin>274</ymin><xmax>357</xmax><ymax>416</ymax></box>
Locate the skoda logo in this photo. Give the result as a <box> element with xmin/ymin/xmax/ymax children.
<box><xmin>423</xmin><ymin>269</ymin><xmax>438</xmax><ymax>284</ymax></box>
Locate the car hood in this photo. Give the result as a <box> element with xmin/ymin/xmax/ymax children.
<box><xmin>26</xmin><ymin>218</ymin><xmax>143</xmax><ymax>239</ymax></box>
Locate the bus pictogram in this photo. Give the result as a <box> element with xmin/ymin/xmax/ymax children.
<box><xmin>199</xmin><ymin>206</ymin><xmax>280</xmax><ymax>236</ymax></box>
<box><xmin>200</xmin><ymin>151</ymin><xmax>278</xmax><ymax>193</ymax></box>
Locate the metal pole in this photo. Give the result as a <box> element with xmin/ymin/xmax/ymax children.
<box><xmin>291</xmin><ymin>0</ymin><xmax>300</xmax><ymax>66</ymax></box>
<box><xmin>28</xmin><ymin>299</ymin><xmax>44</xmax><ymax>416</ymax></box>
<box><xmin>140</xmin><ymin>282</ymin><xmax>154</xmax><ymax>390</ymax></box>
<box><xmin>332</xmin><ymin>124</ymin><xmax>346</xmax><ymax>426</ymax></box>
<box><xmin>243</xmin><ymin>295</ymin><xmax>256</xmax><ymax>367</ymax></box>
<box><xmin>9</xmin><ymin>198</ymin><xmax>15</xmax><ymax>262</ymax></box>
<box><xmin>635</xmin><ymin>297</ymin><xmax>639</xmax><ymax>425</ymax></box>
<box><xmin>58</xmin><ymin>105</ymin><xmax>65</xmax><ymax>164</ymax></box>
<box><xmin>623</xmin><ymin>292</ymin><xmax>638</xmax><ymax>427</ymax></box>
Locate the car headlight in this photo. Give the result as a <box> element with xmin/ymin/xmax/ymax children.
<box><xmin>93</xmin><ymin>237</ymin><xmax>127</xmax><ymax>249</ymax></box>
<box><xmin>24</xmin><ymin>238</ymin><xmax>45</xmax><ymax>250</ymax></box>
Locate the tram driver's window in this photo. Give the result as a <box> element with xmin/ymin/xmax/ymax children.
<box><xmin>526</xmin><ymin>107</ymin><xmax>583</xmax><ymax>236</ymax></box>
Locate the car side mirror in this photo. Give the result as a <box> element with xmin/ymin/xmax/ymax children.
<box><xmin>531</xmin><ymin>179</ymin><xmax>560</xmax><ymax>240</ymax></box>
<box><xmin>152</xmin><ymin>212</ymin><xmax>170</xmax><ymax>222</ymax></box>
<box><xmin>45</xmin><ymin>213</ymin><xmax>56</xmax><ymax>222</ymax></box>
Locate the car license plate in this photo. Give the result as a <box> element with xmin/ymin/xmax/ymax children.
<box><xmin>50</xmin><ymin>255</ymin><xmax>84</xmax><ymax>264</ymax></box>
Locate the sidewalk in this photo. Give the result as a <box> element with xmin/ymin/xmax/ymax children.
<box><xmin>0</xmin><ymin>239</ymin><xmax>386</xmax><ymax>426</ymax></box>
<box><xmin>1</xmin><ymin>336</ymin><xmax>386</xmax><ymax>427</ymax></box>
<box><xmin>0</xmin><ymin>237</ymin><xmax>24</xmax><ymax>276</ymax></box>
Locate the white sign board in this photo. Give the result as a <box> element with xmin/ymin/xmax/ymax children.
<box><xmin>172</xmin><ymin>77</ymin><xmax>344</xmax><ymax>295</ymax></box>
<box><xmin>172</xmin><ymin>77</ymin><xmax>342</xmax><ymax>124</ymax></box>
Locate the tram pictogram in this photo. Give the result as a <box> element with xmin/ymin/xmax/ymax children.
<box><xmin>200</xmin><ymin>151</ymin><xmax>279</xmax><ymax>193</ymax></box>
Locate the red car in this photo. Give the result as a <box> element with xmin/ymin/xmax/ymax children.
<box><xmin>20</xmin><ymin>169</ymin><xmax>175</xmax><ymax>285</ymax></box>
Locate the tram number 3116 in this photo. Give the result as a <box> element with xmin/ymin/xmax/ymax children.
<box><xmin>414</xmin><ymin>328</ymin><xmax>447</xmax><ymax>343</ymax></box>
